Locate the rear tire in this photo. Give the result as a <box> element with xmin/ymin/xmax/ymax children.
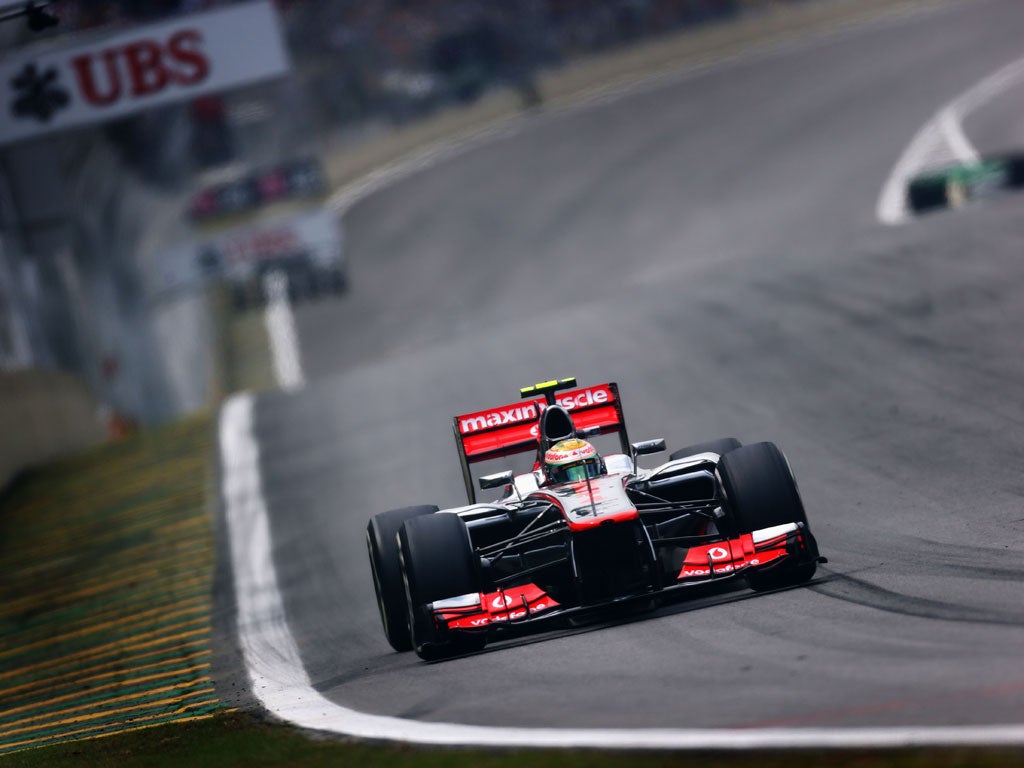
<box><xmin>230</xmin><ymin>284</ymin><xmax>249</xmax><ymax>311</ymax></box>
<box><xmin>717</xmin><ymin>442</ymin><xmax>818</xmax><ymax>591</ymax></box>
<box><xmin>328</xmin><ymin>267</ymin><xmax>348</xmax><ymax>294</ymax></box>
<box><xmin>906</xmin><ymin>176</ymin><xmax>948</xmax><ymax>213</ymax></box>
<box><xmin>669</xmin><ymin>437</ymin><xmax>741</xmax><ymax>462</ymax></box>
<box><xmin>399</xmin><ymin>512</ymin><xmax>485</xmax><ymax>660</ymax></box>
<box><xmin>1006</xmin><ymin>153</ymin><xmax>1024</xmax><ymax>188</ymax></box>
<box><xmin>366</xmin><ymin>505</ymin><xmax>436</xmax><ymax>651</ymax></box>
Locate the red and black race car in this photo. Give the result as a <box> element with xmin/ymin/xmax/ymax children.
<box><xmin>366</xmin><ymin>378</ymin><xmax>824</xmax><ymax>660</ymax></box>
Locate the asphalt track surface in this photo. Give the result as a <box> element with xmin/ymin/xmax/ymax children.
<box><xmin>216</xmin><ymin>0</ymin><xmax>1024</xmax><ymax>734</ymax></box>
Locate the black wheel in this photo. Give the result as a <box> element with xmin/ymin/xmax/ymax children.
<box><xmin>327</xmin><ymin>267</ymin><xmax>348</xmax><ymax>294</ymax></box>
<box><xmin>906</xmin><ymin>176</ymin><xmax>948</xmax><ymax>213</ymax></box>
<box><xmin>286</xmin><ymin>270</ymin><xmax>305</xmax><ymax>302</ymax></box>
<box><xmin>366</xmin><ymin>505</ymin><xmax>436</xmax><ymax>651</ymax></box>
<box><xmin>305</xmin><ymin>268</ymin><xmax>322</xmax><ymax>299</ymax></box>
<box><xmin>233</xmin><ymin>281</ymin><xmax>261</xmax><ymax>311</ymax></box>
<box><xmin>249</xmin><ymin>280</ymin><xmax>264</xmax><ymax>309</ymax></box>
<box><xmin>669</xmin><ymin>437</ymin><xmax>741</xmax><ymax>462</ymax></box>
<box><xmin>1006</xmin><ymin>153</ymin><xmax>1024</xmax><ymax>188</ymax></box>
<box><xmin>716</xmin><ymin>442</ymin><xmax>818</xmax><ymax>591</ymax></box>
<box><xmin>398</xmin><ymin>512</ymin><xmax>485</xmax><ymax>660</ymax></box>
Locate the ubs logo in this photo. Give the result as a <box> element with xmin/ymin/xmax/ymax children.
<box><xmin>10</xmin><ymin>63</ymin><xmax>69</xmax><ymax>122</ymax></box>
<box><xmin>9</xmin><ymin>29</ymin><xmax>209</xmax><ymax>124</ymax></box>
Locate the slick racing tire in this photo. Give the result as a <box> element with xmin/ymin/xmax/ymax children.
<box><xmin>366</xmin><ymin>505</ymin><xmax>437</xmax><ymax>652</ymax></box>
<box><xmin>325</xmin><ymin>266</ymin><xmax>348</xmax><ymax>294</ymax></box>
<box><xmin>906</xmin><ymin>176</ymin><xmax>948</xmax><ymax>213</ymax></box>
<box><xmin>399</xmin><ymin>512</ymin><xmax>486</xmax><ymax>660</ymax></box>
<box><xmin>231</xmin><ymin>281</ymin><xmax>261</xmax><ymax>311</ymax></box>
<box><xmin>287</xmin><ymin>268</ymin><xmax>314</xmax><ymax>303</ymax></box>
<box><xmin>1007</xmin><ymin>153</ymin><xmax>1024</xmax><ymax>188</ymax></box>
<box><xmin>669</xmin><ymin>437</ymin><xmax>742</xmax><ymax>462</ymax></box>
<box><xmin>716</xmin><ymin>442</ymin><xmax>818</xmax><ymax>591</ymax></box>
<box><xmin>230</xmin><ymin>284</ymin><xmax>250</xmax><ymax>311</ymax></box>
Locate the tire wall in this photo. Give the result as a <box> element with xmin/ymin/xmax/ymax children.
<box><xmin>0</xmin><ymin>369</ymin><xmax>104</xmax><ymax>491</ymax></box>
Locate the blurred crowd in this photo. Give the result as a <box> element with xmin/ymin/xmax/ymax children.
<box><xmin>279</xmin><ymin>0</ymin><xmax>742</xmax><ymax>125</ymax></box>
<box><xmin>43</xmin><ymin>0</ymin><xmax>745</xmax><ymax>129</ymax></box>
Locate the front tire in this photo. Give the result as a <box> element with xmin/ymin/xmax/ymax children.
<box><xmin>717</xmin><ymin>442</ymin><xmax>818</xmax><ymax>591</ymax></box>
<box><xmin>366</xmin><ymin>505</ymin><xmax>437</xmax><ymax>651</ymax></box>
<box><xmin>399</xmin><ymin>512</ymin><xmax>485</xmax><ymax>660</ymax></box>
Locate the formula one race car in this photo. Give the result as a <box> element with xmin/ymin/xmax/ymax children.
<box><xmin>366</xmin><ymin>378</ymin><xmax>824</xmax><ymax>660</ymax></box>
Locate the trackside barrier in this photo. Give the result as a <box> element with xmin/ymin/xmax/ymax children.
<box><xmin>0</xmin><ymin>369</ymin><xmax>105</xmax><ymax>491</ymax></box>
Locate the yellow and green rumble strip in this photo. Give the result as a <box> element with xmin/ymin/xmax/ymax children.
<box><xmin>0</xmin><ymin>414</ymin><xmax>226</xmax><ymax>756</ymax></box>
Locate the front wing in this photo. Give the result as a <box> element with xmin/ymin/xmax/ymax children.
<box><xmin>431</xmin><ymin>523</ymin><xmax>808</xmax><ymax>633</ymax></box>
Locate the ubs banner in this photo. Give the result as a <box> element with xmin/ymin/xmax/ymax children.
<box><xmin>0</xmin><ymin>0</ymin><xmax>289</xmax><ymax>147</ymax></box>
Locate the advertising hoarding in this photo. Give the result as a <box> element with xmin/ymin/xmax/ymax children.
<box><xmin>1</xmin><ymin>0</ymin><xmax>289</xmax><ymax>146</ymax></box>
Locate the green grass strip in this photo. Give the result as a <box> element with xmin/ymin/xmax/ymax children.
<box><xmin>0</xmin><ymin>578</ymin><xmax>211</xmax><ymax>642</ymax></box>
<box><xmin>0</xmin><ymin>413</ymin><xmax>225</xmax><ymax>755</ymax></box>
<box><xmin>1</xmin><ymin>689</ymin><xmax>219</xmax><ymax>743</ymax></box>
<box><xmin>0</xmin><ymin>648</ymin><xmax>212</xmax><ymax>700</ymax></box>
<box><xmin>0</xmin><ymin>671</ymin><xmax>213</xmax><ymax>726</ymax></box>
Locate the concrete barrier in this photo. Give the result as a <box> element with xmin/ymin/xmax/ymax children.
<box><xmin>0</xmin><ymin>369</ymin><xmax>105</xmax><ymax>490</ymax></box>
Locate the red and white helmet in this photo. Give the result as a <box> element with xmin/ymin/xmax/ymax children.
<box><xmin>543</xmin><ymin>438</ymin><xmax>605</xmax><ymax>484</ymax></box>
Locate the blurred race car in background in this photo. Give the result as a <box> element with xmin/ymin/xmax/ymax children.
<box><xmin>366</xmin><ymin>378</ymin><xmax>825</xmax><ymax>660</ymax></box>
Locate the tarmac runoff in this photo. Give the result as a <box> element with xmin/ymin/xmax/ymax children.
<box><xmin>0</xmin><ymin>415</ymin><xmax>227</xmax><ymax>756</ymax></box>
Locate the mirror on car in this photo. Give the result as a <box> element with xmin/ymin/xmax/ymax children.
<box><xmin>479</xmin><ymin>470</ymin><xmax>514</xmax><ymax>490</ymax></box>
<box><xmin>631</xmin><ymin>439</ymin><xmax>666</xmax><ymax>456</ymax></box>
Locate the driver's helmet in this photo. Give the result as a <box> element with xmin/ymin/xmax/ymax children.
<box><xmin>543</xmin><ymin>438</ymin><xmax>605</xmax><ymax>484</ymax></box>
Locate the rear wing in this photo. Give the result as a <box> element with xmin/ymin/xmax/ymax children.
<box><xmin>453</xmin><ymin>381</ymin><xmax>630</xmax><ymax>503</ymax></box>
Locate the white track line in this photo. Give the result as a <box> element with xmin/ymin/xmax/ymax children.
<box><xmin>219</xmin><ymin>393</ymin><xmax>1024</xmax><ymax>748</ymax></box>
<box><xmin>877</xmin><ymin>53</ymin><xmax>1024</xmax><ymax>225</ymax></box>
<box><xmin>262</xmin><ymin>271</ymin><xmax>305</xmax><ymax>391</ymax></box>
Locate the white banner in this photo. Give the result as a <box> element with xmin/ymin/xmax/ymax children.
<box><xmin>1</xmin><ymin>0</ymin><xmax>288</xmax><ymax>147</ymax></box>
